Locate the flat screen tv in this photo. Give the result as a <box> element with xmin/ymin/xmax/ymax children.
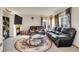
<box><xmin>14</xmin><ymin>14</ymin><xmax>22</xmax><ymax>24</ymax></box>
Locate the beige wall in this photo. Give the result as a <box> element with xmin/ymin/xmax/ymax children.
<box><xmin>71</xmin><ymin>7</ymin><xmax>79</xmax><ymax>47</ymax></box>
<box><xmin>21</xmin><ymin>15</ymin><xmax>41</xmax><ymax>30</ymax></box>
<box><xmin>3</xmin><ymin>10</ymin><xmax>16</xmax><ymax>37</ymax></box>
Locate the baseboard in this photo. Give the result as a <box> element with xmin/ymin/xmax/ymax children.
<box><xmin>73</xmin><ymin>44</ymin><xmax>79</xmax><ymax>49</ymax></box>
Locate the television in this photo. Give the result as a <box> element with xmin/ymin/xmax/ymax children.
<box><xmin>14</xmin><ymin>14</ymin><xmax>22</xmax><ymax>24</ymax></box>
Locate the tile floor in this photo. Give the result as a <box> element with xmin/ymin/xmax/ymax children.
<box><xmin>3</xmin><ymin>36</ymin><xmax>79</xmax><ymax>52</ymax></box>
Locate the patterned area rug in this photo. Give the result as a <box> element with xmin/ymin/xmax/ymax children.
<box><xmin>14</xmin><ymin>37</ymin><xmax>52</xmax><ymax>52</ymax></box>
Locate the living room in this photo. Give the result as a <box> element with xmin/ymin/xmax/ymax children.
<box><xmin>0</xmin><ymin>7</ymin><xmax>79</xmax><ymax>52</ymax></box>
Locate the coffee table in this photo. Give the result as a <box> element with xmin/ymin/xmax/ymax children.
<box><xmin>27</xmin><ymin>34</ymin><xmax>45</xmax><ymax>47</ymax></box>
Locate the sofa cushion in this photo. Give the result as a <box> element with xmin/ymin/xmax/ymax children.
<box><xmin>47</xmin><ymin>32</ymin><xmax>58</xmax><ymax>38</ymax></box>
<box><xmin>61</xmin><ymin>28</ymin><xmax>69</xmax><ymax>34</ymax></box>
<box><xmin>57</xmin><ymin>27</ymin><xmax>62</xmax><ymax>32</ymax></box>
<box><xmin>68</xmin><ymin>28</ymin><xmax>76</xmax><ymax>38</ymax></box>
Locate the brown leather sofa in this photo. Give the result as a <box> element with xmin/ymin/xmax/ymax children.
<box><xmin>28</xmin><ymin>26</ymin><xmax>45</xmax><ymax>35</ymax></box>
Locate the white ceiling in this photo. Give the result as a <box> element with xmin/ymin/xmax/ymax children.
<box><xmin>9</xmin><ymin>7</ymin><xmax>68</xmax><ymax>16</ymax></box>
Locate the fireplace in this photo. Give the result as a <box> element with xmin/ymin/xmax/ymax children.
<box><xmin>15</xmin><ymin>24</ymin><xmax>21</xmax><ymax>35</ymax></box>
<box><xmin>16</xmin><ymin>28</ymin><xmax>20</xmax><ymax>35</ymax></box>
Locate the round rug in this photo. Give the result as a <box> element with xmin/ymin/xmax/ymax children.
<box><xmin>14</xmin><ymin>37</ymin><xmax>52</xmax><ymax>52</ymax></box>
